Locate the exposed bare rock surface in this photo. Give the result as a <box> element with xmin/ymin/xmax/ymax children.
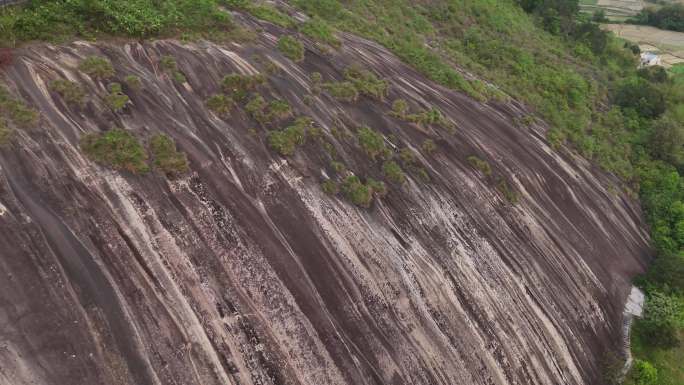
<box><xmin>0</xmin><ymin>19</ymin><xmax>651</xmax><ymax>385</ymax></box>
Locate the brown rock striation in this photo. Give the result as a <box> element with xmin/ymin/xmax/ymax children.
<box><xmin>0</xmin><ymin>19</ymin><xmax>650</xmax><ymax>385</ymax></box>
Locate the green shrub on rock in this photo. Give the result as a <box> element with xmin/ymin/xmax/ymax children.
<box><xmin>221</xmin><ymin>73</ymin><xmax>266</xmax><ymax>102</ymax></box>
<box><xmin>0</xmin><ymin>120</ymin><xmax>13</xmax><ymax>145</ymax></box>
<box><xmin>628</xmin><ymin>360</ymin><xmax>658</xmax><ymax>385</ymax></box>
<box><xmin>383</xmin><ymin>160</ymin><xmax>406</xmax><ymax>184</ymax></box>
<box><xmin>150</xmin><ymin>134</ymin><xmax>189</xmax><ymax>175</ymax></box>
<box><xmin>0</xmin><ymin>99</ymin><xmax>40</xmax><ymax>128</ymax></box>
<box><xmin>467</xmin><ymin>155</ymin><xmax>492</xmax><ymax>176</ymax></box>
<box><xmin>79</xmin><ymin>56</ymin><xmax>115</xmax><ymax>79</ymax></box>
<box><xmin>323</xmin><ymin>81</ymin><xmax>358</xmax><ymax>102</ymax></box>
<box><xmin>105</xmin><ymin>83</ymin><xmax>129</xmax><ymax>111</ymax></box>
<box><xmin>80</xmin><ymin>129</ymin><xmax>149</xmax><ymax>174</ymax></box>
<box><xmin>366</xmin><ymin>178</ymin><xmax>387</xmax><ymax>197</ymax></box>
<box><xmin>321</xmin><ymin>179</ymin><xmax>339</xmax><ymax>195</ymax></box>
<box><xmin>206</xmin><ymin>94</ymin><xmax>234</xmax><ymax>115</ymax></box>
<box><xmin>391</xmin><ymin>99</ymin><xmax>409</xmax><ymax>118</ymax></box>
<box><xmin>267</xmin><ymin>117</ymin><xmax>313</xmax><ymax>156</ymax></box>
<box><xmin>0</xmin><ymin>89</ymin><xmax>39</xmax><ymax>128</ymax></box>
<box><xmin>357</xmin><ymin>126</ymin><xmax>387</xmax><ymax>160</ymax></box>
<box><xmin>341</xmin><ymin>175</ymin><xmax>373</xmax><ymax>207</ymax></box>
<box><xmin>343</xmin><ymin>66</ymin><xmax>388</xmax><ymax>100</ymax></box>
<box><xmin>422</xmin><ymin>139</ymin><xmax>436</xmax><ymax>154</ymax></box>
<box><xmin>160</xmin><ymin>56</ymin><xmax>186</xmax><ymax>84</ymax></box>
<box><xmin>124</xmin><ymin>75</ymin><xmax>142</xmax><ymax>91</ymax></box>
<box><xmin>50</xmin><ymin>79</ymin><xmax>86</xmax><ymax>106</ymax></box>
<box><xmin>277</xmin><ymin>36</ymin><xmax>305</xmax><ymax>62</ymax></box>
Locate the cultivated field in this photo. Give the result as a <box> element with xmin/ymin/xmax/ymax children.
<box><xmin>581</xmin><ymin>0</ymin><xmax>643</xmax><ymax>20</ymax></box>
<box><xmin>603</xmin><ymin>23</ymin><xmax>684</xmax><ymax>67</ymax></box>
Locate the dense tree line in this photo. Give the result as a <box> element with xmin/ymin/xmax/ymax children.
<box><xmin>631</xmin><ymin>4</ymin><xmax>684</xmax><ymax>32</ymax></box>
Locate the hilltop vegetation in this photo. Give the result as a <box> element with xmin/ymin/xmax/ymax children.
<box><xmin>0</xmin><ymin>0</ymin><xmax>241</xmax><ymax>46</ymax></box>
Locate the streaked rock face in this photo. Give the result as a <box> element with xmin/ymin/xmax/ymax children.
<box><xmin>0</xmin><ymin>22</ymin><xmax>650</xmax><ymax>385</ymax></box>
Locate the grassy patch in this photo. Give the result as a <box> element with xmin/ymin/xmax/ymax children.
<box><xmin>497</xmin><ymin>178</ymin><xmax>520</xmax><ymax>204</ymax></box>
<box><xmin>277</xmin><ymin>35</ymin><xmax>305</xmax><ymax>62</ymax></box>
<box><xmin>79</xmin><ymin>56</ymin><xmax>115</xmax><ymax>79</ymax></box>
<box><xmin>467</xmin><ymin>155</ymin><xmax>492</xmax><ymax>176</ymax></box>
<box><xmin>246</xmin><ymin>5</ymin><xmax>296</xmax><ymax>28</ymax></box>
<box><xmin>390</xmin><ymin>99</ymin><xmax>409</xmax><ymax>118</ymax></box>
<box><xmin>422</xmin><ymin>139</ymin><xmax>436</xmax><ymax>154</ymax></box>
<box><xmin>124</xmin><ymin>75</ymin><xmax>142</xmax><ymax>91</ymax></box>
<box><xmin>631</xmin><ymin>327</ymin><xmax>684</xmax><ymax>385</ymax></box>
<box><xmin>150</xmin><ymin>134</ymin><xmax>189</xmax><ymax>175</ymax></box>
<box><xmin>224</xmin><ymin>1</ymin><xmax>296</xmax><ymax>29</ymax></box>
<box><xmin>300</xmin><ymin>17</ymin><xmax>340</xmax><ymax>47</ymax></box>
<box><xmin>670</xmin><ymin>64</ymin><xmax>684</xmax><ymax>76</ymax></box>
<box><xmin>0</xmin><ymin>119</ymin><xmax>13</xmax><ymax>145</ymax></box>
<box><xmin>0</xmin><ymin>85</ymin><xmax>39</xmax><ymax>128</ymax></box>
<box><xmin>80</xmin><ymin>129</ymin><xmax>149</xmax><ymax>174</ymax></box>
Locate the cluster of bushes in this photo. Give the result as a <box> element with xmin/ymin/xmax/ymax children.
<box><xmin>49</xmin><ymin>56</ymin><xmax>135</xmax><ymax>111</ymax></box>
<box><xmin>322</xmin><ymin>174</ymin><xmax>386</xmax><ymax>208</ymax></box>
<box><xmin>467</xmin><ymin>155</ymin><xmax>519</xmax><ymax>203</ymax></box>
<box><xmin>0</xmin><ymin>0</ymin><xmax>238</xmax><ymax>47</ymax></box>
<box><xmin>390</xmin><ymin>99</ymin><xmax>454</xmax><ymax>131</ymax></box>
<box><xmin>81</xmin><ymin>129</ymin><xmax>188</xmax><ymax>175</ymax></box>
<box><xmin>80</xmin><ymin>129</ymin><xmax>150</xmax><ymax>174</ymax></box>
<box><xmin>205</xmin><ymin>72</ymin><xmax>268</xmax><ymax>116</ymax></box>
<box><xmin>221</xmin><ymin>72</ymin><xmax>267</xmax><ymax>102</ymax></box>
<box><xmin>267</xmin><ymin>116</ymin><xmax>314</xmax><ymax>156</ymax></box>
<box><xmin>246</xmin><ymin>96</ymin><xmax>292</xmax><ymax>125</ymax></box>
<box><xmin>321</xmin><ymin>67</ymin><xmax>389</xmax><ymax>102</ymax></box>
<box><xmin>319</xmin><ymin>123</ymin><xmax>436</xmax><ymax>207</ymax></box>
